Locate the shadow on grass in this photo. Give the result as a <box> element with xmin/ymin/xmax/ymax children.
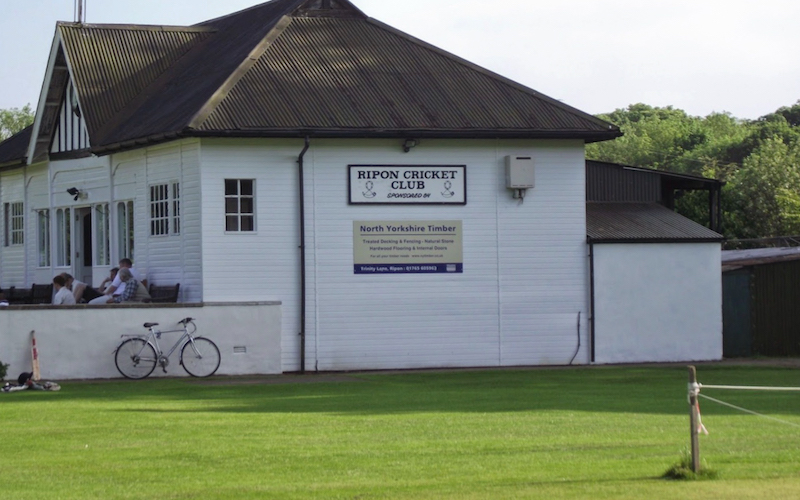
<box><xmin>7</xmin><ymin>365</ymin><xmax>800</xmax><ymax>418</ymax></box>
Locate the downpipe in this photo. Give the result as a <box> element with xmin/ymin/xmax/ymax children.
<box><xmin>297</xmin><ymin>137</ymin><xmax>310</xmax><ymax>373</ymax></box>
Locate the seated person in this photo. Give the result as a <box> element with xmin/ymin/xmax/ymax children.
<box><xmin>87</xmin><ymin>267</ymin><xmax>123</xmax><ymax>305</ymax></box>
<box><xmin>89</xmin><ymin>260</ymin><xmax>144</xmax><ymax>304</ymax></box>
<box><xmin>61</xmin><ymin>273</ymin><xmax>103</xmax><ymax>303</ymax></box>
<box><xmin>52</xmin><ymin>275</ymin><xmax>76</xmax><ymax>305</ymax></box>
<box><xmin>97</xmin><ymin>268</ymin><xmax>119</xmax><ymax>294</ymax></box>
<box><xmin>106</xmin><ymin>268</ymin><xmax>151</xmax><ymax>303</ymax></box>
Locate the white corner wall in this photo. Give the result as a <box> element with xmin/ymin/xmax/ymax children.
<box><xmin>592</xmin><ymin>242</ymin><xmax>722</xmax><ymax>364</ymax></box>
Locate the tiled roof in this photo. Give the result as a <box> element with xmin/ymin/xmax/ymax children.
<box><xmin>21</xmin><ymin>0</ymin><xmax>620</xmax><ymax>157</ymax></box>
<box><xmin>587</xmin><ymin>202</ymin><xmax>723</xmax><ymax>243</ymax></box>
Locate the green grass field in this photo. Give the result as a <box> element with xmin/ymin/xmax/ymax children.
<box><xmin>1</xmin><ymin>364</ymin><xmax>799</xmax><ymax>499</ymax></box>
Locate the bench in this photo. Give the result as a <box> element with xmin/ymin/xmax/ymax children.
<box><xmin>0</xmin><ymin>283</ymin><xmax>54</xmax><ymax>305</ymax></box>
<box><xmin>147</xmin><ymin>283</ymin><xmax>180</xmax><ymax>303</ymax></box>
<box><xmin>30</xmin><ymin>283</ymin><xmax>54</xmax><ymax>304</ymax></box>
<box><xmin>1</xmin><ymin>286</ymin><xmax>33</xmax><ymax>305</ymax></box>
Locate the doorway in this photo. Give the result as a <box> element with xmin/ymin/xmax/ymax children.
<box><xmin>74</xmin><ymin>207</ymin><xmax>93</xmax><ymax>284</ymax></box>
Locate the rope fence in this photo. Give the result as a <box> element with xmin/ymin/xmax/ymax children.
<box><xmin>686</xmin><ymin>365</ymin><xmax>800</xmax><ymax>473</ymax></box>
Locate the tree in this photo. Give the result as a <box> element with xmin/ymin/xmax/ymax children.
<box><xmin>586</xmin><ymin>102</ymin><xmax>800</xmax><ymax>239</ymax></box>
<box><xmin>0</xmin><ymin>105</ymin><xmax>34</xmax><ymax>141</ymax></box>
<box><xmin>723</xmin><ymin>137</ymin><xmax>800</xmax><ymax>238</ymax></box>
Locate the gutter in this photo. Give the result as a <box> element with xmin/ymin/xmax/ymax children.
<box><xmin>297</xmin><ymin>137</ymin><xmax>310</xmax><ymax>373</ymax></box>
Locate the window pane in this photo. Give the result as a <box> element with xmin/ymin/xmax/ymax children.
<box><xmin>240</xmin><ymin>180</ymin><xmax>253</xmax><ymax>196</ymax></box>
<box><xmin>225</xmin><ymin>198</ymin><xmax>239</xmax><ymax>213</ymax></box>
<box><xmin>240</xmin><ymin>198</ymin><xmax>253</xmax><ymax>214</ymax></box>
<box><xmin>225</xmin><ymin>179</ymin><xmax>238</xmax><ymax>196</ymax></box>
<box><xmin>241</xmin><ymin>216</ymin><xmax>254</xmax><ymax>232</ymax></box>
<box><xmin>226</xmin><ymin>216</ymin><xmax>239</xmax><ymax>231</ymax></box>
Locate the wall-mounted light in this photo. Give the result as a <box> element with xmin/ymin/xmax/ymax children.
<box><xmin>402</xmin><ymin>138</ymin><xmax>418</xmax><ymax>153</ymax></box>
<box><xmin>66</xmin><ymin>187</ymin><xmax>82</xmax><ymax>201</ymax></box>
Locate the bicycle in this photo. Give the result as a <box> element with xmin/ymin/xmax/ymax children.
<box><xmin>114</xmin><ymin>317</ymin><xmax>221</xmax><ymax>379</ymax></box>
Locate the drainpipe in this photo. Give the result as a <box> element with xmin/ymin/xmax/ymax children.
<box><xmin>588</xmin><ymin>241</ymin><xmax>596</xmax><ymax>363</ymax></box>
<box><xmin>297</xmin><ymin>137</ymin><xmax>310</xmax><ymax>373</ymax></box>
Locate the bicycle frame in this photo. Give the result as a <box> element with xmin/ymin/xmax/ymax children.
<box><xmin>119</xmin><ymin>319</ymin><xmax>196</xmax><ymax>366</ymax></box>
<box><xmin>114</xmin><ymin>317</ymin><xmax>220</xmax><ymax>379</ymax></box>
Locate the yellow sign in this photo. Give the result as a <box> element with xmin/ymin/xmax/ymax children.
<box><xmin>353</xmin><ymin>220</ymin><xmax>463</xmax><ymax>274</ymax></box>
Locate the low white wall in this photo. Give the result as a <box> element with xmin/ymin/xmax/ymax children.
<box><xmin>592</xmin><ymin>242</ymin><xmax>722</xmax><ymax>364</ymax></box>
<box><xmin>0</xmin><ymin>302</ymin><xmax>282</xmax><ymax>381</ymax></box>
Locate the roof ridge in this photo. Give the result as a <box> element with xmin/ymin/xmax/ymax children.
<box><xmin>188</xmin><ymin>16</ymin><xmax>294</xmax><ymax>129</ymax></box>
<box><xmin>57</xmin><ymin>21</ymin><xmax>215</xmax><ymax>32</ymax></box>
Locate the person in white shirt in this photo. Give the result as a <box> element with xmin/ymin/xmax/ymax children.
<box><xmin>88</xmin><ymin>259</ymin><xmax>145</xmax><ymax>305</ymax></box>
<box><xmin>52</xmin><ymin>275</ymin><xmax>76</xmax><ymax>305</ymax></box>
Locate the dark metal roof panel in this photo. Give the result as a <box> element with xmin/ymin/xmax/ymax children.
<box><xmin>587</xmin><ymin>202</ymin><xmax>723</xmax><ymax>243</ymax></box>
<box><xmin>586</xmin><ymin>160</ymin><xmax>662</xmax><ymax>202</ymax></box>
<box><xmin>59</xmin><ymin>23</ymin><xmax>215</xmax><ymax>138</ymax></box>
<box><xmin>197</xmin><ymin>17</ymin><xmax>620</xmax><ymax>138</ymax></box>
<box><xmin>92</xmin><ymin>0</ymin><xmax>300</xmax><ymax>149</ymax></box>
<box><xmin>0</xmin><ymin>126</ymin><xmax>32</xmax><ymax>168</ymax></box>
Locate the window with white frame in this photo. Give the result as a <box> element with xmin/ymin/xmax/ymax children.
<box><xmin>4</xmin><ymin>202</ymin><xmax>24</xmax><ymax>246</ymax></box>
<box><xmin>225</xmin><ymin>179</ymin><xmax>255</xmax><ymax>232</ymax></box>
<box><xmin>37</xmin><ymin>209</ymin><xmax>50</xmax><ymax>267</ymax></box>
<box><xmin>149</xmin><ymin>182</ymin><xmax>180</xmax><ymax>236</ymax></box>
<box><xmin>56</xmin><ymin>207</ymin><xmax>71</xmax><ymax>267</ymax></box>
<box><xmin>95</xmin><ymin>203</ymin><xmax>110</xmax><ymax>266</ymax></box>
<box><xmin>117</xmin><ymin>201</ymin><xmax>134</xmax><ymax>260</ymax></box>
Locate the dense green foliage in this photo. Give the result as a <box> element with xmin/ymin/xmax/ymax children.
<box><xmin>0</xmin><ymin>104</ymin><xmax>34</xmax><ymax>141</ymax></box>
<box><xmin>587</xmin><ymin>101</ymin><xmax>800</xmax><ymax>239</ymax></box>
<box><xmin>1</xmin><ymin>366</ymin><xmax>799</xmax><ymax>499</ymax></box>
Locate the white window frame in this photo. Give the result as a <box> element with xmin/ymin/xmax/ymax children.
<box><xmin>4</xmin><ymin>201</ymin><xmax>24</xmax><ymax>246</ymax></box>
<box><xmin>149</xmin><ymin>182</ymin><xmax>180</xmax><ymax>236</ymax></box>
<box><xmin>95</xmin><ymin>203</ymin><xmax>110</xmax><ymax>266</ymax></box>
<box><xmin>117</xmin><ymin>200</ymin><xmax>134</xmax><ymax>260</ymax></box>
<box><xmin>225</xmin><ymin>179</ymin><xmax>255</xmax><ymax>232</ymax></box>
<box><xmin>37</xmin><ymin>209</ymin><xmax>50</xmax><ymax>267</ymax></box>
<box><xmin>55</xmin><ymin>207</ymin><xmax>71</xmax><ymax>267</ymax></box>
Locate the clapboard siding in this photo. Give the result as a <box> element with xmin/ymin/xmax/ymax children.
<box><xmin>26</xmin><ymin>167</ymin><xmax>51</xmax><ymax>284</ymax></box>
<box><xmin>199</xmin><ymin>139</ymin><xmax>302</xmax><ymax>364</ymax></box>
<box><xmin>198</xmin><ymin>138</ymin><xmax>588</xmax><ymax>372</ymax></box>
<box><xmin>0</xmin><ymin>169</ymin><xmax>27</xmax><ymax>285</ymax></box>
<box><xmin>497</xmin><ymin>143</ymin><xmax>588</xmax><ymax>365</ymax></box>
<box><xmin>111</xmin><ymin>140</ymin><xmax>203</xmax><ymax>302</ymax></box>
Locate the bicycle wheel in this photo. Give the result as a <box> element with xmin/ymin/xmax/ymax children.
<box><xmin>180</xmin><ymin>337</ymin><xmax>221</xmax><ymax>377</ymax></box>
<box><xmin>115</xmin><ymin>338</ymin><xmax>157</xmax><ymax>379</ymax></box>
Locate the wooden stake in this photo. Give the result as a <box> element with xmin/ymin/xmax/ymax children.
<box><xmin>688</xmin><ymin>365</ymin><xmax>700</xmax><ymax>473</ymax></box>
<box><xmin>31</xmin><ymin>330</ymin><xmax>41</xmax><ymax>381</ymax></box>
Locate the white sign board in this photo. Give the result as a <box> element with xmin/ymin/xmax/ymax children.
<box><xmin>348</xmin><ymin>165</ymin><xmax>466</xmax><ymax>204</ymax></box>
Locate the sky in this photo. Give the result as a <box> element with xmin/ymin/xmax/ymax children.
<box><xmin>1</xmin><ymin>0</ymin><xmax>798</xmax><ymax>120</ymax></box>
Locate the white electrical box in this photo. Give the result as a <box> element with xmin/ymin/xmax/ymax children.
<box><xmin>505</xmin><ymin>155</ymin><xmax>535</xmax><ymax>189</ymax></box>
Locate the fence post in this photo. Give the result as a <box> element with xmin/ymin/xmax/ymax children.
<box><xmin>688</xmin><ymin>365</ymin><xmax>700</xmax><ymax>473</ymax></box>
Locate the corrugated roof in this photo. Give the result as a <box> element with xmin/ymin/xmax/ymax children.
<box><xmin>30</xmin><ymin>0</ymin><xmax>619</xmax><ymax>156</ymax></box>
<box><xmin>0</xmin><ymin>126</ymin><xmax>32</xmax><ymax>168</ymax></box>
<box><xmin>587</xmin><ymin>202</ymin><xmax>723</xmax><ymax>243</ymax></box>
<box><xmin>197</xmin><ymin>16</ymin><xmax>617</xmax><ymax>138</ymax></box>
<box><xmin>60</xmin><ymin>24</ymin><xmax>215</xmax><ymax>139</ymax></box>
<box><xmin>722</xmin><ymin>247</ymin><xmax>800</xmax><ymax>268</ymax></box>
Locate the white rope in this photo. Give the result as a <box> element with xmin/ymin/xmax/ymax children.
<box><xmin>700</xmin><ymin>384</ymin><xmax>800</xmax><ymax>391</ymax></box>
<box><xmin>698</xmin><ymin>393</ymin><xmax>800</xmax><ymax>429</ymax></box>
